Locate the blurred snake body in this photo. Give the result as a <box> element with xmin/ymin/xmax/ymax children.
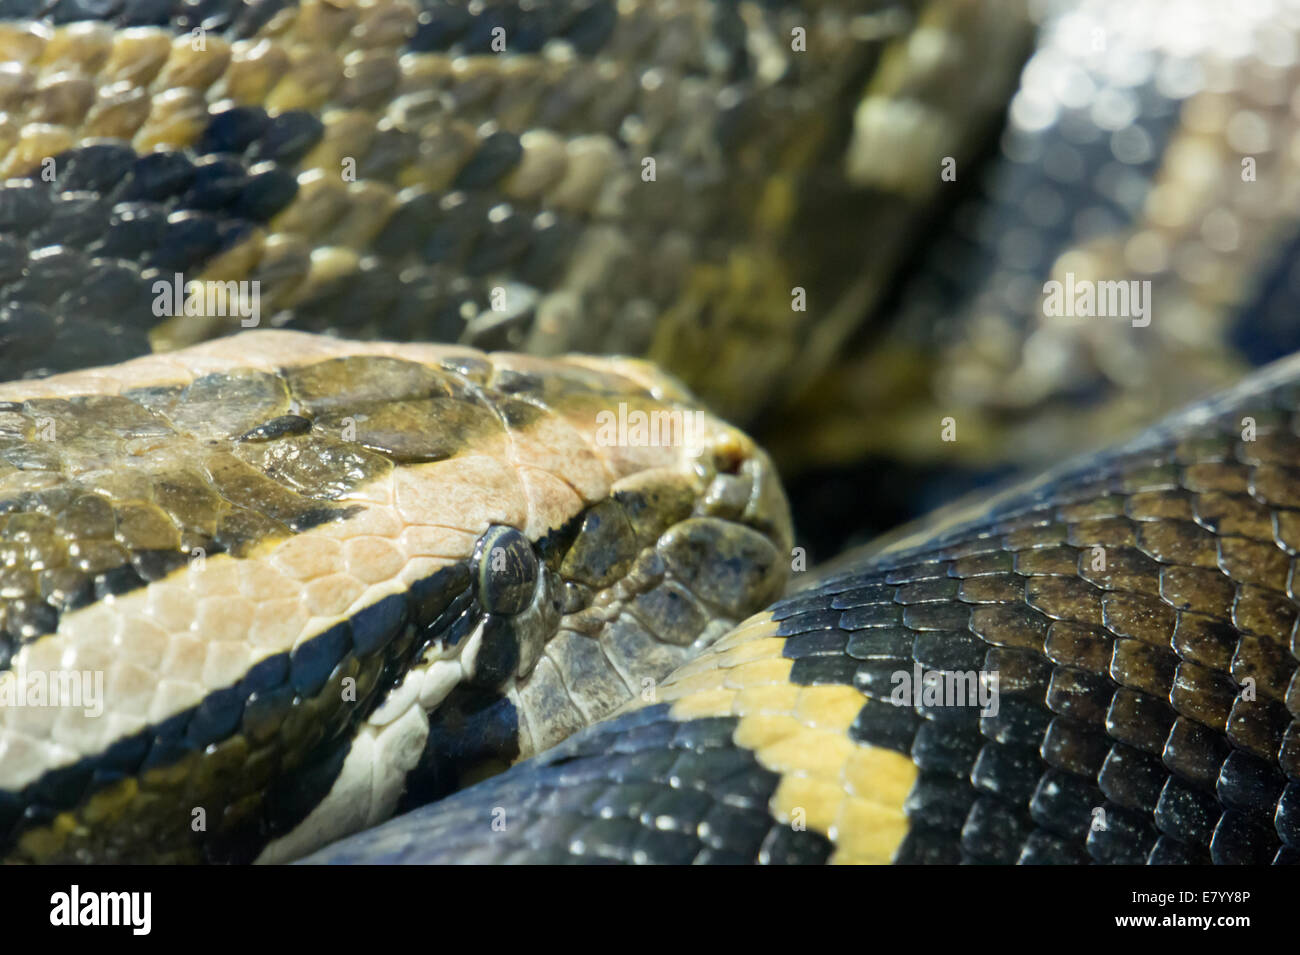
<box><xmin>0</xmin><ymin>0</ymin><xmax>1298</xmax><ymax>865</ymax></box>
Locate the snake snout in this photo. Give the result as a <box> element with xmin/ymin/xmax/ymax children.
<box><xmin>403</xmin><ymin>386</ymin><xmax>795</xmax><ymax>805</ymax></box>
<box><xmin>265</xmin><ymin>348</ymin><xmax>797</xmax><ymax>853</ymax></box>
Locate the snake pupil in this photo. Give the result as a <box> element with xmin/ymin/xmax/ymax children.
<box><xmin>474</xmin><ymin>525</ymin><xmax>539</xmax><ymax>615</ymax></box>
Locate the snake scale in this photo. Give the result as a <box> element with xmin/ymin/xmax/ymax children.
<box><xmin>0</xmin><ymin>0</ymin><xmax>1298</xmax><ymax>865</ymax></box>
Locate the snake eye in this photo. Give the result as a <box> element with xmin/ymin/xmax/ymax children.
<box><xmin>473</xmin><ymin>525</ymin><xmax>538</xmax><ymax>615</ymax></box>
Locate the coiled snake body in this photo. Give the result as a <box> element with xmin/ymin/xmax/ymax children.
<box><xmin>0</xmin><ymin>0</ymin><xmax>1298</xmax><ymax>864</ymax></box>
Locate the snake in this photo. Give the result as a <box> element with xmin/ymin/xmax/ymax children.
<box><xmin>0</xmin><ymin>0</ymin><xmax>1298</xmax><ymax>864</ymax></box>
<box><xmin>297</xmin><ymin>351</ymin><xmax>1300</xmax><ymax>864</ymax></box>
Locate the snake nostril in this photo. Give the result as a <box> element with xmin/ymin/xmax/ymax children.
<box><xmin>716</xmin><ymin>451</ymin><xmax>744</xmax><ymax>475</ymax></box>
<box><xmin>710</xmin><ymin>433</ymin><xmax>747</xmax><ymax>476</ymax></box>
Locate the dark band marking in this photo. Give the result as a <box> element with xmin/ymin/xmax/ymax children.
<box><xmin>0</xmin><ymin>138</ymin><xmax>298</xmax><ymax>380</ymax></box>
<box><xmin>0</xmin><ymin>0</ymin><xmax>294</xmax><ymax>33</ymax></box>
<box><xmin>0</xmin><ymin>494</ymin><xmax>595</xmax><ymax>860</ymax></box>
<box><xmin>395</xmin><ymin>685</ymin><xmax>521</xmax><ymax>812</ymax></box>
<box><xmin>1</xmin><ymin>565</ymin><xmax>439</xmax><ymax>862</ymax></box>
<box><xmin>298</xmin><ymin>704</ymin><xmax>833</xmax><ymax>864</ymax></box>
<box><xmin>406</xmin><ymin>0</ymin><xmax>618</xmax><ymax>57</ymax></box>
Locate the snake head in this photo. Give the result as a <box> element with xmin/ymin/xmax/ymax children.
<box><xmin>0</xmin><ymin>332</ymin><xmax>789</xmax><ymax>863</ymax></box>
<box><xmin>357</xmin><ymin>350</ymin><xmax>794</xmax><ymax>822</ymax></box>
